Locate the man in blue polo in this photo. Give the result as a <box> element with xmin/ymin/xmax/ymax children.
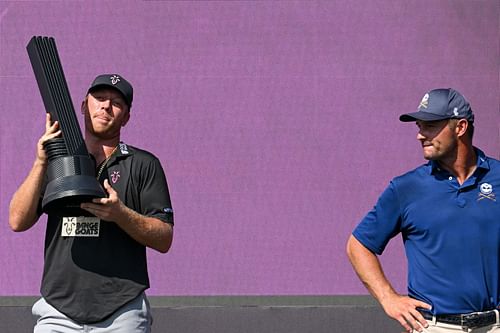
<box><xmin>346</xmin><ymin>88</ymin><xmax>500</xmax><ymax>332</ymax></box>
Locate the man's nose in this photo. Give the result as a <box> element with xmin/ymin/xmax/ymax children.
<box><xmin>100</xmin><ymin>98</ymin><xmax>111</xmax><ymax>109</ymax></box>
<box><xmin>416</xmin><ymin>131</ymin><xmax>426</xmax><ymax>141</ymax></box>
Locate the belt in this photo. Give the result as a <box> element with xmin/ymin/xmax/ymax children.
<box><xmin>419</xmin><ymin>310</ymin><xmax>498</xmax><ymax>329</ymax></box>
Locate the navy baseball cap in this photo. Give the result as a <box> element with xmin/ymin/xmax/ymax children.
<box><xmin>399</xmin><ymin>88</ymin><xmax>474</xmax><ymax>122</ymax></box>
<box><xmin>87</xmin><ymin>74</ymin><xmax>133</xmax><ymax>107</ymax></box>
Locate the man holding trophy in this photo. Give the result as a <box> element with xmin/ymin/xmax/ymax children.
<box><xmin>9</xmin><ymin>73</ymin><xmax>174</xmax><ymax>332</ymax></box>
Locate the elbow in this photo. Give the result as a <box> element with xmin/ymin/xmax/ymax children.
<box><xmin>346</xmin><ymin>234</ymin><xmax>366</xmax><ymax>264</ymax></box>
<box><xmin>9</xmin><ymin>215</ymin><xmax>28</xmax><ymax>232</ymax></box>
<box><xmin>346</xmin><ymin>234</ymin><xmax>356</xmax><ymax>260</ymax></box>
<box><xmin>155</xmin><ymin>240</ymin><xmax>172</xmax><ymax>254</ymax></box>
<box><xmin>8</xmin><ymin>208</ymin><xmax>36</xmax><ymax>232</ymax></box>
<box><xmin>346</xmin><ymin>234</ymin><xmax>377</xmax><ymax>263</ymax></box>
<box><xmin>156</xmin><ymin>226</ymin><xmax>173</xmax><ymax>254</ymax></box>
<box><xmin>9</xmin><ymin>223</ymin><xmax>23</xmax><ymax>232</ymax></box>
<box><xmin>157</xmin><ymin>245</ymin><xmax>170</xmax><ymax>254</ymax></box>
<box><xmin>9</xmin><ymin>201</ymin><xmax>28</xmax><ymax>232</ymax></box>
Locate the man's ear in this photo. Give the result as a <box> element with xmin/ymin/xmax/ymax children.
<box><xmin>122</xmin><ymin>110</ymin><xmax>131</xmax><ymax>127</ymax></box>
<box><xmin>81</xmin><ymin>99</ymin><xmax>87</xmax><ymax>115</ymax></box>
<box><xmin>456</xmin><ymin>119</ymin><xmax>468</xmax><ymax>137</ymax></box>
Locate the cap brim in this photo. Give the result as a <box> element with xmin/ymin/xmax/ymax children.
<box><xmin>88</xmin><ymin>83</ymin><xmax>117</xmax><ymax>94</ymax></box>
<box><xmin>88</xmin><ymin>84</ymin><xmax>130</xmax><ymax>106</ymax></box>
<box><xmin>399</xmin><ymin>111</ymin><xmax>450</xmax><ymax>122</ymax></box>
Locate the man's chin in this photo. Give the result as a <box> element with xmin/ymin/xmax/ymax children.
<box><xmin>89</xmin><ymin>129</ymin><xmax>118</xmax><ymax>140</ymax></box>
<box><xmin>422</xmin><ymin>152</ymin><xmax>437</xmax><ymax>161</ymax></box>
<box><xmin>422</xmin><ymin>147</ymin><xmax>437</xmax><ymax>160</ymax></box>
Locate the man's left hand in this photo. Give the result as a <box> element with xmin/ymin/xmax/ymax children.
<box><xmin>81</xmin><ymin>179</ymin><xmax>125</xmax><ymax>222</ymax></box>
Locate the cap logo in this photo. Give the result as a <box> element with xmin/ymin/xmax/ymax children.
<box><xmin>453</xmin><ymin>107</ymin><xmax>459</xmax><ymax>117</ymax></box>
<box><xmin>110</xmin><ymin>75</ymin><xmax>121</xmax><ymax>85</ymax></box>
<box><xmin>419</xmin><ymin>93</ymin><xmax>429</xmax><ymax>109</ymax></box>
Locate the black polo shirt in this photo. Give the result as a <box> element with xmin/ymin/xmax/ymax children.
<box><xmin>40</xmin><ymin>143</ymin><xmax>173</xmax><ymax>324</ymax></box>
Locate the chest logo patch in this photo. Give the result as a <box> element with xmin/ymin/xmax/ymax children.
<box><xmin>61</xmin><ymin>217</ymin><xmax>100</xmax><ymax>237</ymax></box>
<box><xmin>111</xmin><ymin>171</ymin><xmax>121</xmax><ymax>184</ymax></box>
<box><xmin>478</xmin><ymin>183</ymin><xmax>496</xmax><ymax>202</ymax></box>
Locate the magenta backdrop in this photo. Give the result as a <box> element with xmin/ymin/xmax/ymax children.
<box><xmin>0</xmin><ymin>1</ymin><xmax>498</xmax><ymax>296</ymax></box>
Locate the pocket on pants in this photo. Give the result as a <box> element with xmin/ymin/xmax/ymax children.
<box><xmin>32</xmin><ymin>298</ymin><xmax>46</xmax><ymax>318</ymax></box>
<box><xmin>32</xmin><ymin>298</ymin><xmax>65</xmax><ymax>320</ymax></box>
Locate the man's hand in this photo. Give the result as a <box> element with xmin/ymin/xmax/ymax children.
<box><xmin>37</xmin><ymin>113</ymin><xmax>61</xmax><ymax>165</ymax></box>
<box><xmin>381</xmin><ymin>293</ymin><xmax>432</xmax><ymax>332</ymax></box>
<box><xmin>346</xmin><ymin>236</ymin><xmax>432</xmax><ymax>333</ymax></box>
<box><xmin>80</xmin><ymin>179</ymin><xmax>125</xmax><ymax>222</ymax></box>
<box><xmin>80</xmin><ymin>179</ymin><xmax>173</xmax><ymax>253</ymax></box>
<box><xmin>9</xmin><ymin>113</ymin><xmax>61</xmax><ymax>232</ymax></box>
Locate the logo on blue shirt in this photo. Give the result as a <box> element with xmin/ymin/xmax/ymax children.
<box><xmin>478</xmin><ymin>183</ymin><xmax>495</xmax><ymax>202</ymax></box>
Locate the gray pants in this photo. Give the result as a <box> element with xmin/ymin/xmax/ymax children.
<box><xmin>32</xmin><ymin>293</ymin><xmax>152</xmax><ymax>333</ymax></box>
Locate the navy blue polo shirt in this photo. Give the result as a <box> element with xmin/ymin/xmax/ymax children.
<box><xmin>353</xmin><ymin>148</ymin><xmax>500</xmax><ymax>315</ymax></box>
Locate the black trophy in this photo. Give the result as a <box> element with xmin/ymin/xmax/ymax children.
<box><xmin>27</xmin><ymin>36</ymin><xmax>105</xmax><ymax>216</ymax></box>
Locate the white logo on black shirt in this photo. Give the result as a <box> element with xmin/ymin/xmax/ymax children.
<box><xmin>119</xmin><ymin>143</ymin><xmax>129</xmax><ymax>155</ymax></box>
<box><xmin>61</xmin><ymin>217</ymin><xmax>100</xmax><ymax>237</ymax></box>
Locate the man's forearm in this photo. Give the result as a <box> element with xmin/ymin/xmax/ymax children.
<box><xmin>113</xmin><ymin>205</ymin><xmax>173</xmax><ymax>253</ymax></box>
<box><xmin>346</xmin><ymin>235</ymin><xmax>431</xmax><ymax>332</ymax></box>
<box><xmin>9</xmin><ymin>159</ymin><xmax>46</xmax><ymax>231</ymax></box>
<box><xmin>80</xmin><ymin>180</ymin><xmax>174</xmax><ymax>253</ymax></box>
<box><xmin>346</xmin><ymin>235</ymin><xmax>398</xmax><ymax>304</ymax></box>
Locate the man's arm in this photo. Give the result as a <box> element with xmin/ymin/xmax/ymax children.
<box><xmin>9</xmin><ymin>159</ymin><xmax>46</xmax><ymax>231</ymax></box>
<box><xmin>81</xmin><ymin>179</ymin><xmax>173</xmax><ymax>253</ymax></box>
<box><xmin>346</xmin><ymin>235</ymin><xmax>431</xmax><ymax>333</ymax></box>
<box><xmin>9</xmin><ymin>114</ymin><xmax>60</xmax><ymax>232</ymax></box>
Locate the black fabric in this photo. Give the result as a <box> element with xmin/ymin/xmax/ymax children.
<box><xmin>40</xmin><ymin>143</ymin><xmax>173</xmax><ymax>324</ymax></box>
<box><xmin>420</xmin><ymin>310</ymin><xmax>498</xmax><ymax>329</ymax></box>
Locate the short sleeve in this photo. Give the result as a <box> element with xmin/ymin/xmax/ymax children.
<box><xmin>139</xmin><ymin>158</ymin><xmax>174</xmax><ymax>225</ymax></box>
<box><xmin>352</xmin><ymin>181</ymin><xmax>402</xmax><ymax>255</ymax></box>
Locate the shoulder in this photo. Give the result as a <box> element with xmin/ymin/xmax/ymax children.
<box><xmin>391</xmin><ymin>162</ymin><xmax>430</xmax><ymax>186</ymax></box>
<box><xmin>119</xmin><ymin>143</ymin><xmax>161</xmax><ymax>163</ymax></box>
<box><xmin>117</xmin><ymin>143</ymin><xmax>167</xmax><ymax>181</ymax></box>
<box><xmin>381</xmin><ymin>163</ymin><xmax>432</xmax><ymax>201</ymax></box>
<box><xmin>484</xmin><ymin>155</ymin><xmax>500</xmax><ymax>169</ymax></box>
<box><xmin>475</xmin><ymin>147</ymin><xmax>500</xmax><ymax>174</ymax></box>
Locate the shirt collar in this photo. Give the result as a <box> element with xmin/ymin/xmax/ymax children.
<box><xmin>106</xmin><ymin>142</ymin><xmax>133</xmax><ymax>165</ymax></box>
<box><xmin>429</xmin><ymin>147</ymin><xmax>490</xmax><ymax>175</ymax></box>
<box><xmin>116</xmin><ymin>142</ymin><xmax>132</xmax><ymax>157</ymax></box>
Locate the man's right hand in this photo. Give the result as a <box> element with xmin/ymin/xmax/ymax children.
<box><xmin>346</xmin><ymin>235</ymin><xmax>433</xmax><ymax>333</ymax></box>
<box><xmin>36</xmin><ymin>113</ymin><xmax>61</xmax><ymax>165</ymax></box>
<box><xmin>380</xmin><ymin>293</ymin><xmax>432</xmax><ymax>333</ymax></box>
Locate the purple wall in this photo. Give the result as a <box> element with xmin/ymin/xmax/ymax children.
<box><xmin>0</xmin><ymin>1</ymin><xmax>498</xmax><ymax>296</ymax></box>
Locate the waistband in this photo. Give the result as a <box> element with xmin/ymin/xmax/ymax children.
<box><xmin>419</xmin><ymin>309</ymin><xmax>499</xmax><ymax>330</ymax></box>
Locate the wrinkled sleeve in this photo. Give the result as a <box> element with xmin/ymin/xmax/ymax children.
<box><xmin>352</xmin><ymin>181</ymin><xmax>402</xmax><ymax>255</ymax></box>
